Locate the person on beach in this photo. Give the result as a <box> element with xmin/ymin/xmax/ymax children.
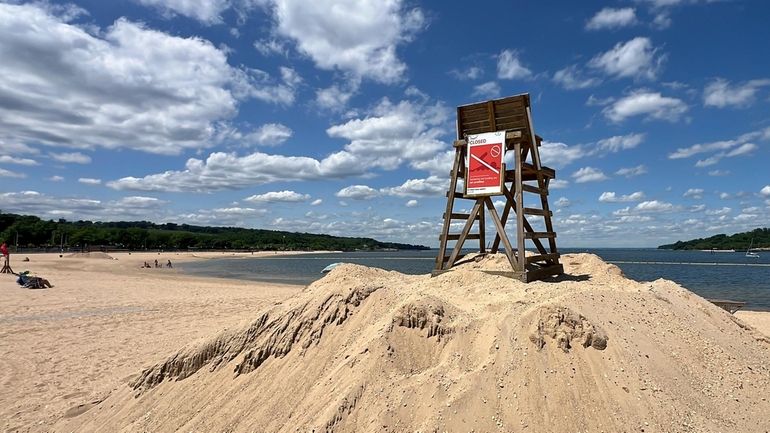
<box><xmin>1</xmin><ymin>241</ymin><xmax>8</xmax><ymax>260</ymax></box>
<box><xmin>154</xmin><ymin>259</ymin><xmax>159</xmax><ymax>268</ymax></box>
<box><xmin>166</xmin><ymin>260</ymin><xmax>172</xmax><ymax>268</ymax></box>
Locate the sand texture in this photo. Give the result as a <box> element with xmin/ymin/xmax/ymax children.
<box><xmin>48</xmin><ymin>253</ymin><xmax>770</xmax><ymax>433</ymax></box>
<box><xmin>0</xmin><ymin>252</ymin><xmax>303</xmax><ymax>432</ymax></box>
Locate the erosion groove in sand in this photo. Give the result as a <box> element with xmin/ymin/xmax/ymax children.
<box><xmin>54</xmin><ymin>253</ymin><xmax>770</xmax><ymax>433</ymax></box>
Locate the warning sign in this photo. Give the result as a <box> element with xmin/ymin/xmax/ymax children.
<box><xmin>465</xmin><ymin>131</ymin><xmax>505</xmax><ymax>196</ymax></box>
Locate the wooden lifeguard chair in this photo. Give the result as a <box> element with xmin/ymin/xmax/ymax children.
<box><xmin>1</xmin><ymin>256</ymin><xmax>13</xmax><ymax>274</ymax></box>
<box><xmin>433</xmin><ymin>93</ymin><xmax>563</xmax><ymax>282</ymax></box>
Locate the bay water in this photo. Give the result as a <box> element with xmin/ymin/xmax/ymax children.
<box><xmin>179</xmin><ymin>248</ymin><xmax>770</xmax><ymax>310</ymax></box>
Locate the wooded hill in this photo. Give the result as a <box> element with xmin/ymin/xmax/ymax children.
<box><xmin>0</xmin><ymin>212</ymin><xmax>429</xmax><ymax>251</ymax></box>
<box><xmin>658</xmin><ymin>228</ymin><xmax>770</xmax><ymax>250</ymax></box>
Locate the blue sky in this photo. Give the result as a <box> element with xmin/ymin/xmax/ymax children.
<box><xmin>1</xmin><ymin>0</ymin><xmax>769</xmax><ymax>247</ymax></box>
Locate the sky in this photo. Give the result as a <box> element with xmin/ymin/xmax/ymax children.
<box><xmin>1</xmin><ymin>0</ymin><xmax>769</xmax><ymax>248</ymax></box>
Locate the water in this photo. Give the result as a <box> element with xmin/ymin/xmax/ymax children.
<box><xmin>178</xmin><ymin>249</ymin><xmax>770</xmax><ymax>310</ymax></box>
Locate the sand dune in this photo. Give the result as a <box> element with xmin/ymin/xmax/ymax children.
<box><xmin>53</xmin><ymin>254</ymin><xmax>770</xmax><ymax>433</ymax></box>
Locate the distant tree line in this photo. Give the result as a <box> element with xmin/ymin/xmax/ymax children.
<box><xmin>0</xmin><ymin>212</ymin><xmax>429</xmax><ymax>252</ymax></box>
<box><xmin>658</xmin><ymin>228</ymin><xmax>770</xmax><ymax>250</ymax></box>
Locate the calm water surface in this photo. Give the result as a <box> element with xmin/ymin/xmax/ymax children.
<box><xmin>179</xmin><ymin>249</ymin><xmax>770</xmax><ymax>310</ymax></box>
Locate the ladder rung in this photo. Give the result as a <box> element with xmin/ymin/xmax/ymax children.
<box><xmin>525</xmin><ymin>232</ymin><xmax>556</xmax><ymax>239</ymax></box>
<box><xmin>440</xmin><ymin>234</ymin><xmax>481</xmax><ymax>241</ymax></box>
<box><xmin>523</xmin><ymin>208</ymin><xmax>552</xmax><ymax>216</ymax></box>
<box><xmin>521</xmin><ymin>184</ymin><xmax>548</xmax><ymax>195</ymax></box>
<box><xmin>526</xmin><ymin>253</ymin><xmax>560</xmax><ymax>264</ymax></box>
<box><xmin>446</xmin><ymin>191</ymin><xmax>476</xmax><ymax>200</ymax></box>
<box><xmin>442</xmin><ymin>212</ymin><xmax>479</xmax><ymax>220</ymax></box>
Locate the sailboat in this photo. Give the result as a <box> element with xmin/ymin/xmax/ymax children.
<box><xmin>745</xmin><ymin>238</ymin><xmax>760</xmax><ymax>258</ymax></box>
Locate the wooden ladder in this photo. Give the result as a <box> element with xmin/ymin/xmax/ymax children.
<box><xmin>433</xmin><ymin>94</ymin><xmax>563</xmax><ymax>282</ymax></box>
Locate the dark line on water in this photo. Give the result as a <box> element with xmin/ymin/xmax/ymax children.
<box><xmin>608</xmin><ymin>261</ymin><xmax>770</xmax><ymax>267</ymax></box>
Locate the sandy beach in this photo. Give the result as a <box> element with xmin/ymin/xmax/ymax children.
<box><xmin>0</xmin><ymin>251</ymin><xmax>307</xmax><ymax>432</ymax></box>
<box><xmin>1</xmin><ymin>252</ymin><xmax>769</xmax><ymax>432</ymax></box>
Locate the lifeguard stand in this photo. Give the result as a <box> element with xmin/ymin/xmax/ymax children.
<box><xmin>433</xmin><ymin>93</ymin><xmax>563</xmax><ymax>282</ymax></box>
<box><xmin>1</xmin><ymin>255</ymin><xmax>12</xmax><ymax>274</ymax></box>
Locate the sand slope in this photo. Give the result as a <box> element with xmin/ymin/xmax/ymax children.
<box><xmin>56</xmin><ymin>254</ymin><xmax>770</xmax><ymax>432</ymax></box>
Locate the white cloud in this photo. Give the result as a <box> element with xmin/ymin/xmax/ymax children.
<box><xmin>0</xmin><ymin>3</ymin><xmax>301</xmax><ymax>158</ymax></box>
<box><xmin>50</xmin><ymin>152</ymin><xmax>92</xmax><ymax>164</ymax></box>
<box><xmin>586</xmin><ymin>95</ymin><xmax>615</xmax><ymax>107</ymax></box>
<box><xmin>108</xmin><ymin>98</ymin><xmax>451</xmax><ymax>192</ymax></box>
<box><xmin>405</xmin><ymin>199</ymin><xmax>419</xmax><ymax>208</ymax></box>
<box><xmin>589</xmin><ymin>37</ymin><xmax>664</xmax><ymax>80</ymax></box>
<box><xmin>597</xmin><ymin>133</ymin><xmax>645</xmax><ymax>152</ymax></box>
<box><xmin>703</xmin><ymin>78</ymin><xmax>770</xmax><ymax>108</ymax></box>
<box><xmin>719</xmin><ymin>192</ymin><xmax>731</xmax><ymax>200</ymax></box>
<box><xmin>134</xmin><ymin>0</ymin><xmax>229</xmax><ymax>24</ymax></box>
<box><xmin>114</xmin><ymin>196</ymin><xmax>166</xmax><ymax>207</ymax></box>
<box><xmin>315</xmin><ymin>80</ymin><xmax>359</xmax><ymax>111</ymax></box>
<box><xmin>244</xmin><ymin>190</ymin><xmax>310</xmax><ymax>203</ymax></box>
<box><xmin>411</xmin><ymin>150</ymin><xmax>455</xmax><ymax>176</ymax></box>
<box><xmin>599</xmin><ymin>191</ymin><xmax>646</xmax><ymax>202</ymax></box>
<box><xmin>708</xmin><ymin>169</ymin><xmax>730</xmax><ymax>176</ymax></box>
<box><xmin>603</xmin><ymin>91</ymin><xmax>687</xmax><ymax>122</ymax></box>
<box><xmin>760</xmin><ymin>185</ymin><xmax>770</xmax><ymax>197</ymax></box>
<box><xmin>310</xmin><ymin>198</ymin><xmax>323</xmax><ymax>206</ymax></box>
<box><xmin>0</xmin><ymin>155</ymin><xmax>38</xmax><ymax>166</ymax></box>
<box><xmin>449</xmin><ymin>66</ymin><xmax>483</xmax><ymax>81</ymax></box>
<box><xmin>538</xmin><ymin>141</ymin><xmax>585</xmax><ymax>169</ymax></box>
<box><xmin>335</xmin><ymin>185</ymin><xmax>379</xmax><ymax>200</ymax></box>
<box><xmin>241</xmin><ymin>123</ymin><xmax>293</xmax><ymax>146</ymax></box>
<box><xmin>586</xmin><ymin>7</ymin><xmax>637</xmax><ymax>30</ymax></box>
<box><xmin>635</xmin><ymin>200</ymin><xmax>675</xmax><ymax>213</ymax></box>
<box><xmin>78</xmin><ymin>177</ymin><xmax>101</xmax><ymax>185</ymax></box>
<box><xmin>472</xmin><ymin>81</ymin><xmax>501</xmax><ymax>99</ymax></box>
<box><xmin>572</xmin><ymin>167</ymin><xmax>609</xmax><ymax>183</ymax></box>
<box><xmin>555</xmin><ymin>197</ymin><xmax>571</xmax><ymax>207</ymax></box>
<box><xmin>48</xmin><ymin>175</ymin><xmax>64</xmax><ymax>182</ymax></box>
<box><xmin>271</xmin><ymin>0</ymin><xmax>424</xmax><ymax>84</ymax></box>
<box><xmin>549</xmin><ymin>179</ymin><xmax>570</xmax><ymax>189</ymax></box>
<box><xmin>380</xmin><ymin>176</ymin><xmax>446</xmax><ymax>197</ymax></box>
<box><xmin>682</xmin><ymin>188</ymin><xmax>704</xmax><ymax>199</ymax></box>
<box><xmin>552</xmin><ymin>65</ymin><xmax>601</xmax><ymax>90</ymax></box>
<box><xmin>497</xmin><ymin>49</ymin><xmax>532</xmax><ymax>80</ymax></box>
<box><xmin>706</xmin><ymin>207</ymin><xmax>731</xmax><ymax>216</ymax></box>
<box><xmin>254</xmin><ymin>38</ymin><xmax>288</xmax><ymax>57</ymax></box>
<box><xmin>615</xmin><ymin>164</ymin><xmax>647</xmax><ymax>177</ymax></box>
<box><xmin>0</xmin><ymin>168</ymin><xmax>25</xmax><ymax>178</ymax></box>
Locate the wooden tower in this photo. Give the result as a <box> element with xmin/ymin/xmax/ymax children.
<box><xmin>1</xmin><ymin>256</ymin><xmax>12</xmax><ymax>274</ymax></box>
<box><xmin>433</xmin><ymin>93</ymin><xmax>563</xmax><ymax>282</ymax></box>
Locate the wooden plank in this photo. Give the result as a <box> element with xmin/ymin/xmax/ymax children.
<box><xmin>524</xmin><ymin>264</ymin><xmax>564</xmax><ymax>282</ymax></box>
<box><xmin>523</xmin><ymin>208</ymin><xmax>552</xmax><ymax>216</ymax></box>
<box><xmin>484</xmin><ymin>197</ymin><xmax>519</xmax><ymax>271</ymax></box>
<box><xmin>526</xmin><ymin>105</ymin><xmax>559</xmax><ymax>257</ymax></box>
<box><xmin>526</xmin><ymin>253</ymin><xmax>560</xmax><ymax>264</ymax></box>
<box><xmin>521</xmin><ymin>184</ymin><xmax>547</xmax><ymax>195</ymax></box>
<box><xmin>435</xmin><ymin>148</ymin><xmax>463</xmax><ymax>270</ymax></box>
<box><xmin>442</xmin><ymin>212</ymin><xmax>479</xmax><ymax>220</ymax></box>
<box><xmin>525</xmin><ymin>232</ymin><xmax>557</xmax><ymax>239</ymax></box>
<box><xmin>441</xmin><ymin>233</ymin><xmax>481</xmax><ymax>241</ymax></box>
<box><xmin>514</xmin><ymin>141</ymin><xmax>525</xmax><ymax>271</ymax></box>
<box><xmin>445</xmin><ymin>200</ymin><xmax>483</xmax><ymax>269</ymax></box>
<box><xmin>501</xmin><ymin>186</ymin><xmax>547</xmax><ymax>255</ymax></box>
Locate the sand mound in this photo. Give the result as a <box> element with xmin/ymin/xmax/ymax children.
<box><xmin>56</xmin><ymin>254</ymin><xmax>770</xmax><ymax>433</ymax></box>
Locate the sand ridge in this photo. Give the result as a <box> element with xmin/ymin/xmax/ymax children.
<box><xmin>53</xmin><ymin>253</ymin><xmax>770</xmax><ymax>433</ymax></box>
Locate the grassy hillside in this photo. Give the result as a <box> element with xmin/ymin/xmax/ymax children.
<box><xmin>658</xmin><ymin>228</ymin><xmax>770</xmax><ymax>250</ymax></box>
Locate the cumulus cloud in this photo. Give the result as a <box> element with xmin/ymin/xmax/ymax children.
<box><xmin>0</xmin><ymin>190</ymin><xmax>168</xmax><ymax>221</ymax></box>
<box><xmin>380</xmin><ymin>176</ymin><xmax>446</xmax><ymax>197</ymax></box>
<box><xmin>586</xmin><ymin>7</ymin><xmax>637</xmax><ymax>30</ymax></box>
<box><xmin>134</xmin><ymin>0</ymin><xmax>230</xmax><ymax>24</ymax></box>
<box><xmin>0</xmin><ymin>155</ymin><xmax>38</xmax><ymax>166</ymax></box>
<box><xmin>50</xmin><ymin>152</ymin><xmax>92</xmax><ymax>164</ymax></box>
<box><xmin>538</xmin><ymin>142</ymin><xmax>585</xmax><ymax>169</ymax></box>
<box><xmin>240</xmin><ymin>123</ymin><xmax>293</xmax><ymax>146</ymax></box>
<box><xmin>760</xmin><ymin>185</ymin><xmax>770</xmax><ymax>197</ymax></box>
<box><xmin>603</xmin><ymin>91</ymin><xmax>687</xmax><ymax>122</ymax></box>
<box><xmin>599</xmin><ymin>191</ymin><xmax>645</xmax><ymax>202</ymax></box>
<box><xmin>682</xmin><ymin>188</ymin><xmax>704</xmax><ymax>199</ymax></box>
<box><xmin>549</xmin><ymin>179</ymin><xmax>570</xmax><ymax>189</ymax></box>
<box><xmin>589</xmin><ymin>37</ymin><xmax>664</xmax><ymax>80</ymax></box>
<box><xmin>244</xmin><ymin>190</ymin><xmax>310</xmax><ymax>203</ymax></box>
<box><xmin>472</xmin><ymin>81</ymin><xmax>501</xmax><ymax>99</ymax></box>
<box><xmin>405</xmin><ymin>199</ymin><xmax>418</xmax><ymax>208</ymax></box>
<box><xmin>703</xmin><ymin>78</ymin><xmax>770</xmax><ymax>108</ymax></box>
<box><xmin>0</xmin><ymin>3</ymin><xmax>293</xmax><ymax>157</ymax></box>
<box><xmin>48</xmin><ymin>175</ymin><xmax>65</xmax><ymax>182</ymax></box>
<box><xmin>572</xmin><ymin>167</ymin><xmax>609</xmax><ymax>183</ymax></box>
<box><xmin>615</xmin><ymin>164</ymin><xmax>648</xmax><ymax>177</ymax></box>
<box><xmin>108</xmin><ymin>98</ymin><xmax>451</xmax><ymax>192</ymax></box>
<box><xmin>669</xmin><ymin>127</ymin><xmax>768</xmax><ymax>167</ymax></box>
<box><xmin>597</xmin><ymin>133</ymin><xmax>645</xmax><ymax>152</ymax></box>
<box><xmin>449</xmin><ymin>66</ymin><xmax>483</xmax><ymax>81</ymax></box>
<box><xmin>497</xmin><ymin>49</ymin><xmax>532</xmax><ymax>80</ymax></box>
<box><xmin>335</xmin><ymin>185</ymin><xmax>379</xmax><ymax>200</ymax></box>
<box><xmin>315</xmin><ymin>80</ymin><xmax>360</xmax><ymax>112</ymax></box>
<box><xmin>271</xmin><ymin>0</ymin><xmax>425</xmax><ymax>83</ymax></box>
<box><xmin>78</xmin><ymin>177</ymin><xmax>101</xmax><ymax>185</ymax></box>
<box><xmin>555</xmin><ymin>197</ymin><xmax>571</xmax><ymax>207</ymax></box>
<box><xmin>0</xmin><ymin>168</ymin><xmax>25</xmax><ymax>178</ymax></box>
<box><xmin>635</xmin><ymin>200</ymin><xmax>675</xmax><ymax>212</ymax></box>
<box><xmin>552</xmin><ymin>65</ymin><xmax>601</xmax><ymax>90</ymax></box>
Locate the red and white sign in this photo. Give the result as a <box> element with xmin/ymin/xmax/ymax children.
<box><xmin>465</xmin><ymin>131</ymin><xmax>505</xmax><ymax>196</ymax></box>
